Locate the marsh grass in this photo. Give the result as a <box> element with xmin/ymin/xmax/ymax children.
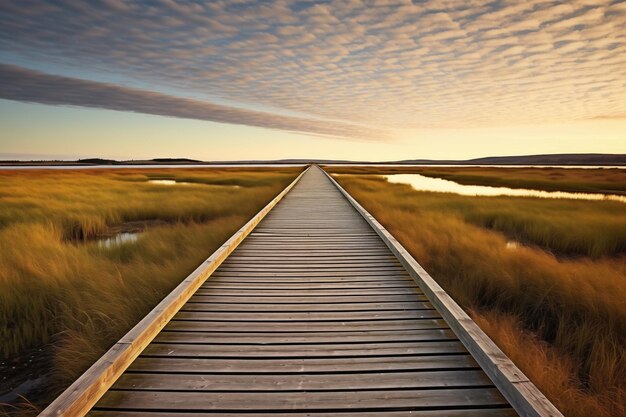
<box><xmin>472</xmin><ymin>310</ymin><xmax>625</xmax><ymax>417</ymax></box>
<box><xmin>415</xmin><ymin>190</ymin><xmax>626</xmax><ymax>258</ymax></box>
<box><xmin>331</xmin><ymin>169</ymin><xmax>626</xmax><ymax>258</ymax></box>
<box><xmin>330</xmin><ymin>172</ymin><xmax>626</xmax><ymax>417</ymax></box>
<box><xmin>0</xmin><ymin>167</ymin><xmax>300</xmax><ymax>410</ymax></box>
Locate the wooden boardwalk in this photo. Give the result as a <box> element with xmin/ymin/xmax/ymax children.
<box><xmin>86</xmin><ymin>167</ymin><xmax>518</xmax><ymax>416</ymax></box>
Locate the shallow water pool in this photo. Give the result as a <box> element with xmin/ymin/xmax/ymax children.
<box><xmin>382</xmin><ymin>174</ymin><xmax>626</xmax><ymax>203</ymax></box>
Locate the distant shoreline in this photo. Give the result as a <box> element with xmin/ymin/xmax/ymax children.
<box><xmin>1</xmin><ymin>153</ymin><xmax>625</xmax><ymax>167</ymax></box>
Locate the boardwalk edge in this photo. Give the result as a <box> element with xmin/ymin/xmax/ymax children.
<box><xmin>321</xmin><ymin>166</ymin><xmax>564</xmax><ymax>417</ymax></box>
<box><xmin>39</xmin><ymin>165</ymin><xmax>310</xmax><ymax>417</ymax></box>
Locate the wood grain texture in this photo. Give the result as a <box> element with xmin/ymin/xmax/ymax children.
<box><xmin>90</xmin><ymin>408</ymin><xmax>517</xmax><ymax>417</ymax></box>
<box><xmin>95</xmin><ymin>388</ymin><xmax>510</xmax><ymax>411</ymax></box>
<box><xmin>89</xmin><ymin>411</ymin><xmax>518</xmax><ymax>417</ymax></box>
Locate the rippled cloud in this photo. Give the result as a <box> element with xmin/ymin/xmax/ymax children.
<box><xmin>1</xmin><ymin>0</ymin><xmax>625</xmax><ymax>137</ymax></box>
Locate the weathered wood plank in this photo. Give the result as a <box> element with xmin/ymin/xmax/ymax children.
<box><xmin>207</xmin><ymin>277</ymin><xmax>414</xmax><ymax>284</ymax></box>
<box><xmin>93</xmin><ymin>388</ymin><xmax>509</xmax><ymax>411</ymax></box>
<box><xmin>164</xmin><ymin>318</ymin><xmax>448</xmax><ymax>332</ymax></box>
<box><xmin>226</xmin><ymin>256</ymin><xmax>397</xmax><ymax>262</ymax></box>
<box><xmin>211</xmin><ymin>270</ymin><xmax>411</xmax><ymax>277</ymax></box>
<box><xmin>222</xmin><ymin>259</ymin><xmax>400</xmax><ymax>265</ymax></box>
<box><xmin>173</xmin><ymin>309</ymin><xmax>439</xmax><ymax>321</ymax></box>
<box><xmin>193</xmin><ymin>288</ymin><xmax>420</xmax><ymax>296</ymax></box>
<box><xmin>215</xmin><ymin>266</ymin><xmax>406</xmax><ymax>271</ymax></box>
<box><xmin>201</xmin><ymin>281</ymin><xmax>417</xmax><ymax>289</ymax></box>
<box><xmin>180</xmin><ymin>301</ymin><xmax>436</xmax><ymax>312</ymax></box>
<box><xmin>187</xmin><ymin>294</ymin><xmax>430</xmax><ymax>304</ymax></box>
<box><xmin>126</xmin><ymin>354</ymin><xmax>478</xmax><ymax>373</ymax></box>
<box><xmin>140</xmin><ymin>340</ymin><xmax>467</xmax><ymax>357</ymax></box>
<box><xmin>153</xmin><ymin>329</ymin><xmax>457</xmax><ymax>344</ymax></box>
<box><xmin>111</xmin><ymin>370</ymin><xmax>494</xmax><ymax>391</ymax></box>
<box><xmin>89</xmin><ymin>410</ymin><xmax>518</xmax><ymax>417</ymax></box>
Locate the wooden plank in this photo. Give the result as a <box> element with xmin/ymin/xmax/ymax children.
<box><xmin>172</xmin><ymin>309</ymin><xmax>440</xmax><ymax>321</ymax></box>
<box><xmin>248</xmin><ymin>235</ymin><xmax>382</xmax><ymax>239</ymax></box>
<box><xmin>187</xmin><ymin>294</ymin><xmax>429</xmax><ymax>303</ymax></box>
<box><xmin>216</xmin><ymin>265</ymin><xmax>405</xmax><ymax>270</ymax></box>
<box><xmin>140</xmin><ymin>340</ymin><xmax>467</xmax><ymax>358</ymax></box>
<box><xmin>243</xmin><ymin>236</ymin><xmax>383</xmax><ymax>241</ymax></box>
<box><xmin>227</xmin><ymin>256</ymin><xmax>397</xmax><ymax>261</ymax></box>
<box><xmin>233</xmin><ymin>239</ymin><xmax>385</xmax><ymax>243</ymax></box>
<box><xmin>216</xmin><ymin>264</ymin><xmax>404</xmax><ymax>269</ymax></box>
<box><xmin>207</xmin><ymin>277</ymin><xmax>415</xmax><ymax>283</ymax></box>
<box><xmin>193</xmin><ymin>288</ymin><xmax>420</xmax><ymax>296</ymax></box>
<box><xmin>201</xmin><ymin>281</ymin><xmax>417</xmax><ymax>289</ymax></box>
<box><xmin>111</xmin><ymin>370</ymin><xmax>494</xmax><ymax>391</ymax></box>
<box><xmin>153</xmin><ymin>329</ymin><xmax>457</xmax><ymax>344</ymax></box>
<box><xmin>211</xmin><ymin>271</ymin><xmax>411</xmax><ymax>277</ymax></box>
<box><xmin>38</xmin><ymin>167</ymin><xmax>311</xmax><ymax>417</ymax></box>
<box><xmin>230</xmin><ymin>249</ymin><xmax>394</xmax><ymax>253</ymax></box>
<box><xmin>323</xmin><ymin>167</ymin><xmax>561</xmax><ymax>417</ymax></box>
<box><xmin>180</xmin><ymin>301</ymin><xmax>436</xmax><ymax>312</ymax></box>
<box><xmin>222</xmin><ymin>259</ymin><xmax>399</xmax><ymax>265</ymax></box>
<box><xmin>164</xmin><ymin>318</ymin><xmax>449</xmax><ymax>332</ymax></box>
<box><xmin>230</xmin><ymin>251</ymin><xmax>393</xmax><ymax>256</ymax></box>
<box><xmin>221</xmin><ymin>258</ymin><xmax>397</xmax><ymax>263</ymax></box>
<box><xmin>228</xmin><ymin>246</ymin><xmax>387</xmax><ymax>250</ymax></box>
<box><xmin>229</xmin><ymin>250</ymin><xmax>394</xmax><ymax>254</ymax></box>
<box><xmin>126</xmin><ymin>354</ymin><xmax>477</xmax><ymax>373</ymax></box>
<box><xmin>94</xmin><ymin>388</ymin><xmax>509</xmax><ymax>411</ymax></box>
<box><xmin>89</xmin><ymin>410</ymin><xmax>518</xmax><ymax>417</ymax></box>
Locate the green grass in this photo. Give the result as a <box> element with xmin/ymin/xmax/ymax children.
<box><xmin>327</xmin><ymin>165</ymin><xmax>626</xmax><ymax>194</ymax></box>
<box><xmin>329</xmin><ymin>171</ymin><xmax>626</xmax><ymax>417</ymax></box>
<box><xmin>0</xmin><ymin>167</ymin><xmax>301</xmax><ymax>409</ymax></box>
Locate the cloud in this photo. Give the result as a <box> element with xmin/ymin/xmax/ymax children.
<box><xmin>589</xmin><ymin>113</ymin><xmax>626</xmax><ymax>120</ymax></box>
<box><xmin>0</xmin><ymin>0</ymin><xmax>625</xmax><ymax>131</ymax></box>
<box><xmin>0</xmin><ymin>64</ymin><xmax>387</xmax><ymax>141</ymax></box>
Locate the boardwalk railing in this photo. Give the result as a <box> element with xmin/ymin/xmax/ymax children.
<box><xmin>321</xmin><ymin>167</ymin><xmax>563</xmax><ymax>417</ymax></box>
<box><xmin>39</xmin><ymin>166</ymin><xmax>310</xmax><ymax>417</ymax></box>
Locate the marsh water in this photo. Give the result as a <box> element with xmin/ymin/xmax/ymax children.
<box><xmin>383</xmin><ymin>173</ymin><xmax>626</xmax><ymax>203</ymax></box>
<box><xmin>148</xmin><ymin>179</ymin><xmax>193</xmax><ymax>185</ymax></box>
<box><xmin>98</xmin><ymin>232</ymin><xmax>140</xmax><ymax>248</ymax></box>
<box><xmin>147</xmin><ymin>179</ymin><xmax>241</xmax><ymax>187</ymax></box>
<box><xmin>0</xmin><ymin>346</ymin><xmax>50</xmax><ymax>406</ymax></box>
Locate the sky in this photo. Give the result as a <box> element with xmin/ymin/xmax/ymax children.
<box><xmin>1</xmin><ymin>0</ymin><xmax>625</xmax><ymax>161</ymax></box>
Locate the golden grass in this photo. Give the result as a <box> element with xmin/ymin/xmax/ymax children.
<box><xmin>472</xmin><ymin>310</ymin><xmax>625</xmax><ymax>417</ymax></box>
<box><xmin>0</xmin><ymin>167</ymin><xmax>301</xmax><ymax>411</ymax></box>
<box><xmin>329</xmin><ymin>172</ymin><xmax>626</xmax><ymax>416</ymax></box>
<box><xmin>328</xmin><ymin>165</ymin><xmax>626</xmax><ymax>194</ymax></box>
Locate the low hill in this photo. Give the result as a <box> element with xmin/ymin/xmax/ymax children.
<box><xmin>398</xmin><ymin>153</ymin><xmax>626</xmax><ymax>166</ymax></box>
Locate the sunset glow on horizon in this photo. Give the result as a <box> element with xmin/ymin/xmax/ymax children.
<box><xmin>1</xmin><ymin>1</ymin><xmax>625</xmax><ymax>160</ymax></box>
